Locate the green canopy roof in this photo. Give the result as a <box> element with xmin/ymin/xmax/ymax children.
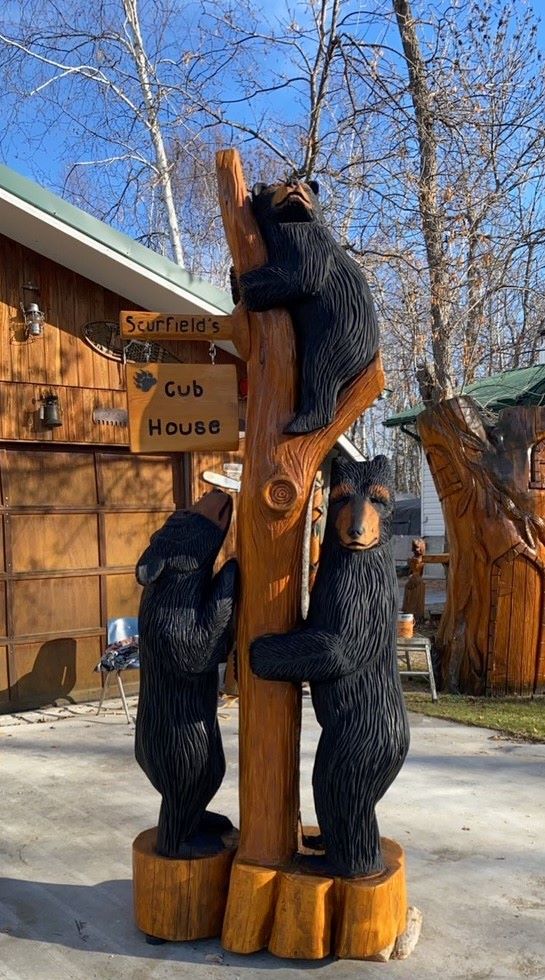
<box><xmin>384</xmin><ymin>365</ymin><xmax>545</xmax><ymax>429</ymax></box>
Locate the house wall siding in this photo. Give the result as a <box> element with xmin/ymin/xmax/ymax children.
<box><xmin>421</xmin><ymin>453</ymin><xmax>445</xmax><ymax>537</ymax></box>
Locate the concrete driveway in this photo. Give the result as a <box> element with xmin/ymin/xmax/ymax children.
<box><xmin>1</xmin><ymin>697</ymin><xmax>544</xmax><ymax>980</ymax></box>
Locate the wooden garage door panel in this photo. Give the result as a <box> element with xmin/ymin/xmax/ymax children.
<box><xmin>13</xmin><ymin>576</ymin><xmax>100</xmax><ymax>634</ymax></box>
<box><xmin>0</xmin><ymin>517</ymin><xmax>4</xmax><ymax>571</ymax></box>
<box><xmin>12</xmin><ymin>636</ymin><xmax>104</xmax><ymax>706</ymax></box>
<box><xmin>0</xmin><ymin>646</ymin><xmax>9</xmax><ymax>705</ymax></box>
<box><xmin>5</xmin><ymin>450</ymin><xmax>97</xmax><ymax>506</ymax></box>
<box><xmin>106</xmin><ymin>573</ymin><xmax>142</xmax><ymax>620</ymax></box>
<box><xmin>0</xmin><ymin>582</ymin><xmax>6</xmax><ymax>637</ymax></box>
<box><xmin>99</xmin><ymin>454</ymin><xmax>177</xmax><ymax>506</ymax></box>
<box><xmin>104</xmin><ymin>512</ymin><xmax>170</xmax><ymax>567</ymax></box>
<box><xmin>10</xmin><ymin>514</ymin><xmax>99</xmax><ymax>572</ymax></box>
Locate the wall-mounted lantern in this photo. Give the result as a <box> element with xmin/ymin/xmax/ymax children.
<box><xmin>21</xmin><ymin>283</ymin><xmax>45</xmax><ymax>338</ymax></box>
<box><xmin>39</xmin><ymin>392</ymin><xmax>62</xmax><ymax>428</ymax></box>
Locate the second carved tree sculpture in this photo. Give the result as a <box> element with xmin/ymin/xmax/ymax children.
<box><xmin>135</xmin><ymin>490</ymin><xmax>238</xmax><ymax>858</ymax></box>
<box><xmin>251</xmin><ymin>456</ymin><xmax>410</xmax><ymax>877</ymax></box>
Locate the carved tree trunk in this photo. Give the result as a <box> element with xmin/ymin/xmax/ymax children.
<box><xmin>215</xmin><ymin>148</ymin><xmax>384</xmax><ymax>866</ymax></box>
<box><xmin>417</xmin><ymin>396</ymin><xmax>545</xmax><ymax>695</ymax></box>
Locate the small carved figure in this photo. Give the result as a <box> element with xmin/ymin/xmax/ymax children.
<box><xmin>251</xmin><ymin>456</ymin><xmax>409</xmax><ymax>877</ymax></box>
<box><xmin>402</xmin><ymin>537</ymin><xmax>426</xmax><ymax>622</ymax></box>
<box><xmin>236</xmin><ymin>180</ymin><xmax>379</xmax><ymax>434</ymax></box>
<box><xmin>135</xmin><ymin>490</ymin><xmax>238</xmax><ymax>858</ymax></box>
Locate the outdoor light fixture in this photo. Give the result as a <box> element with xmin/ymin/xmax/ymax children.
<box><xmin>21</xmin><ymin>283</ymin><xmax>45</xmax><ymax>338</ymax></box>
<box><xmin>39</xmin><ymin>392</ymin><xmax>63</xmax><ymax>428</ymax></box>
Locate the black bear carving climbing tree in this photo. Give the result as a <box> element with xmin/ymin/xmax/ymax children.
<box><xmin>134</xmin><ymin>490</ymin><xmax>238</xmax><ymax>858</ymax></box>
<box><xmin>237</xmin><ymin>180</ymin><xmax>379</xmax><ymax>434</ymax></box>
<box><xmin>251</xmin><ymin>456</ymin><xmax>410</xmax><ymax>877</ymax></box>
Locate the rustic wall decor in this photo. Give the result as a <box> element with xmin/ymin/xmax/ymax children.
<box><xmin>417</xmin><ymin>396</ymin><xmax>545</xmax><ymax>695</ymax></box>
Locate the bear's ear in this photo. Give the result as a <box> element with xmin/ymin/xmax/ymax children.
<box><xmin>135</xmin><ymin>547</ymin><xmax>166</xmax><ymax>585</ymax></box>
<box><xmin>252</xmin><ymin>182</ymin><xmax>267</xmax><ymax>199</ymax></box>
<box><xmin>308</xmin><ymin>180</ymin><xmax>319</xmax><ymax>196</ymax></box>
<box><xmin>330</xmin><ymin>456</ymin><xmax>351</xmax><ymax>485</ymax></box>
<box><xmin>369</xmin><ymin>454</ymin><xmax>394</xmax><ymax>487</ymax></box>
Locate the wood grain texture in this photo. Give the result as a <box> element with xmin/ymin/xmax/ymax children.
<box><xmin>133</xmin><ymin>827</ymin><xmax>236</xmax><ymax>941</ymax></box>
<box><xmin>335</xmin><ymin>838</ymin><xmax>407</xmax><ymax>960</ymax></box>
<box><xmin>216</xmin><ymin>148</ymin><xmax>385</xmax><ymax>869</ymax></box>
<box><xmin>269</xmin><ymin>872</ymin><xmax>335</xmax><ymax>959</ymax></box>
<box><xmin>221</xmin><ymin>863</ymin><xmax>278</xmax><ymax>953</ymax></box>
<box><xmin>418</xmin><ymin>396</ymin><xmax>545</xmax><ymax>695</ymax></box>
<box><xmin>221</xmin><ymin>836</ymin><xmax>406</xmax><ymax>960</ymax></box>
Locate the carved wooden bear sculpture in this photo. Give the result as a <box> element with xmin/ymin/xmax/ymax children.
<box><xmin>237</xmin><ymin>180</ymin><xmax>379</xmax><ymax>434</ymax></box>
<box><xmin>251</xmin><ymin>456</ymin><xmax>409</xmax><ymax>877</ymax></box>
<box><xmin>135</xmin><ymin>490</ymin><xmax>238</xmax><ymax>858</ymax></box>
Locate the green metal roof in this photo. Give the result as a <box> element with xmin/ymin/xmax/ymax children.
<box><xmin>384</xmin><ymin>365</ymin><xmax>545</xmax><ymax>429</ymax></box>
<box><xmin>0</xmin><ymin>163</ymin><xmax>232</xmax><ymax>314</ymax></box>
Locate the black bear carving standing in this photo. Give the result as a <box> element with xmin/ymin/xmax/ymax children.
<box><xmin>237</xmin><ymin>180</ymin><xmax>379</xmax><ymax>434</ymax></box>
<box><xmin>251</xmin><ymin>456</ymin><xmax>409</xmax><ymax>877</ymax></box>
<box><xmin>135</xmin><ymin>490</ymin><xmax>238</xmax><ymax>858</ymax></box>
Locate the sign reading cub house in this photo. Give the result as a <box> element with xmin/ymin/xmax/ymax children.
<box><xmin>126</xmin><ymin>363</ymin><xmax>239</xmax><ymax>453</ymax></box>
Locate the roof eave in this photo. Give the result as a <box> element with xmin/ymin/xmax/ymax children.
<box><xmin>0</xmin><ymin>166</ymin><xmax>237</xmax><ymax>353</ymax></box>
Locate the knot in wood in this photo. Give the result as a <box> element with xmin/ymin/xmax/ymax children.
<box><xmin>263</xmin><ymin>476</ymin><xmax>299</xmax><ymax>513</ymax></box>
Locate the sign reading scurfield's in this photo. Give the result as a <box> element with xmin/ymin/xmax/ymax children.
<box><xmin>120</xmin><ymin>311</ymin><xmax>233</xmax><ymax>342</ymax></box>
<box><xmin>126</xmin><ymin>363</ymin><xmax>239</xmax><ymax>452</ymax></box>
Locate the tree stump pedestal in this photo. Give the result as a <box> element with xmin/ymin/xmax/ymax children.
<box><xmin>222</xmin><ymin>834</ymin><xmax>407</xmax><ymax>960</ymax></box>
<box><xmin>132</xmin><ymin>827</ymin><xmax>238</xmax><ymax>942</ymax></box>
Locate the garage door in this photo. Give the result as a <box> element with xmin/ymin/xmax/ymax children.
<box><xmin>0</xmin><ymin>445</ymin><xmax>182</xmax><ymax>712</ymax></box>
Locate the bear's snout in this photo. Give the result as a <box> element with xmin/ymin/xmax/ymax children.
<box><xmin>336</xmin><ymin>497</ymin><xmax>381</xmax><ymax>550</ymax></box>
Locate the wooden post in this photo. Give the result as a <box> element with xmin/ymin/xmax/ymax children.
<box><xmin>216</xmin><ymin>150</ymin><xmax>385</xmax><ymax>928</ymax></box>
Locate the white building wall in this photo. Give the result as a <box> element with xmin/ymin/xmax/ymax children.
<box><xmin>420</xmin><ymin>453</ymin><xmax>445</xmax><ymax>537</ymax></box>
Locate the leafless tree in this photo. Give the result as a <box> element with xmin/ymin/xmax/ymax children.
<box><xmin>0</xmin><ymin>0</ymin><xmax>202</xmax><ymax>265</ymax></box>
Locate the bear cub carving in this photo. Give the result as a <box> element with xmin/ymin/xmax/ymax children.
<box><xmin>135</xmin><ymin>490</ymin><xmax>238</xmax><ymax>858</ymax></box>
<box><xmin>237</xmin><ymin>180</ymin><xmax>379</xmax><ymax>434</ymax></box>
<box><xmin>251</xmin><ymin>456</ymin><xmax>409</xmax><ymax>877</ymax></box>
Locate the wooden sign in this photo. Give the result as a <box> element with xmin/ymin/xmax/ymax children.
<box><xmin>126</xmin><ymin>363</ymin><xmax>239</xmax><ymax>453</ymax></box>
<box><xmin>120</xmin><ymin>311</ymin><xmax>233</xmax><ymax>342</ymax></box>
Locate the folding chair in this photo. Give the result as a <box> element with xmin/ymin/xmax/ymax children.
<box><xmin>397</xmin><ymin>633</ymin><xmax>438</xmax><ymax>701</ymax></box>
<box><xmin>95</xmin><ymin>616</ymin><xmax>139</xmax><ymax>724</ymax></box>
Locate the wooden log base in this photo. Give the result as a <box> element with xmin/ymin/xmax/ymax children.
<box><xmin>133</xmin><ymin>827</ymin><xmax>238</xmax><ymax>942</ymax></box>
<box><xmin>221</xmin><ymin>835</ymin><xmax>408</xmax><ymax>960</ymax></box>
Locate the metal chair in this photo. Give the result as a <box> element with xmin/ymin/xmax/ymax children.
<box><xmin>95</xmin><ymin>617</ymin><xmax>139</xmax><ymax>723</ymax></box>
